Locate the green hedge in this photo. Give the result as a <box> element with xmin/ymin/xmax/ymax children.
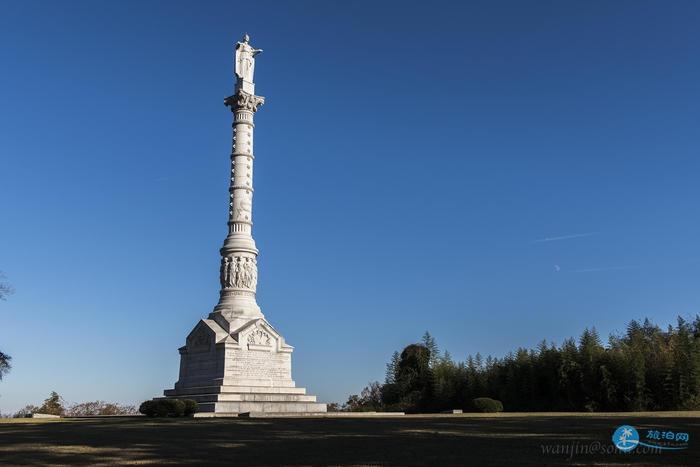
<box><xmin>472</xmin><ymin>397</ymin><xmax>503</xmax><ymax>413</ymax></box>
<box><xmin>139</xmin><ymin>398</ymin><xmax>198</xmax><ymax>417</ymax></box>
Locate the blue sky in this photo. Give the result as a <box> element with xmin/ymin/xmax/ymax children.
<box><xmin>1</xmin><ymin>0</ymin><xmax>700</xmax><ymax>412</ymax></box>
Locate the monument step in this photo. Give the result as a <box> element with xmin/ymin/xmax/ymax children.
<box><xmin>240</xmin><ymin>412</ymin><xmax>321</xmax><ymax>418</ymax></box>
<box><xmin>165</xmin><ymin>385</ymin><xmax>307</xmax><ymax>397</ymax></box>
<box><xmin>196</xmin><ymin>401</ymin><xmax>328</xmax><ymax>414</ymax></box>
<box><xmin>183</xmin><ymin>393</ymin><xmax>317</xmax><ymax>403</ymax></box>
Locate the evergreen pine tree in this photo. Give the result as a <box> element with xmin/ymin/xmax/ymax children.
<box><xmin>421</xmin><ymin>331</ymin><xmax>440</xmax><ymax>368</ymax></box>
<box><xmin>38</xmin><ymin>391</ymin><xmax>65</xmax><ymax>416</ymax></box>
<box><xmin>385</xmin><ymin>351</ymin><xmax>400</xmax><ymax>384</ymax></box>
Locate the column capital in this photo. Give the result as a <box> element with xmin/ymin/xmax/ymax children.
<box><xmin>224</xmin><ymin>90</ymin><xmax>265</xmax><ymax>113</ymax></box>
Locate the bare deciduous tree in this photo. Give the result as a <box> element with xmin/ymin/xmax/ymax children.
<box><xmin>0</xmin><ymin>271</ymin><xmax>14</xmax><ymax>381</ymax></box>
<box><xmin>0</xmin><ymin>271</ymin><xmax>15</xmax><ymax>300</ymax></box>
<box><xmin>0</xmin><ymin>351</ymin><xmax>10</xmax><ymax>381</ymax></box>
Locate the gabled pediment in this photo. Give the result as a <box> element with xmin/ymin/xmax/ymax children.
<box><xmin>229</xmin><ymin>318</ymin><xmax>294</xmax><ymax>353</ymax></box>
<box><xmin>186</xmin><ymin>319</ymin><xmax>231</xmax><ymax>352</ymax></box>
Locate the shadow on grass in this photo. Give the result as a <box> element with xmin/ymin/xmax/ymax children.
<box><xmin>0</xmin><ymin>415</ymin><xmax>698</xmax><ymax>465</ymax></box>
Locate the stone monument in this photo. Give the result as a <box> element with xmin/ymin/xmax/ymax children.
<box><xmin>164</xmin><ymin>35</ymin><xmax>327</xmax><ymax>415</ymax></box>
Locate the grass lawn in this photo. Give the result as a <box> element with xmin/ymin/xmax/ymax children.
<box><xmin>0</xmin><ymin>412</ymin><xmax>698</xmax><ymax>465</ymax></box>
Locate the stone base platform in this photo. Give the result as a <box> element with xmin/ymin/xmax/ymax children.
<box><xmin>194</xmin><ymin>411</ymin><xmax>406</xmax><ymax>418</ymax></box>
<box><xmin>164</xmin><ymin>384</ymin><xmax>327</xmax><ymax>415</ymax></box>
<box><xmin>239</xmin><ymin>411</ymin><xmax>406</xmax><ymax>418</ymax></box>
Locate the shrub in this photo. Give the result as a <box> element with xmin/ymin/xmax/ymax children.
<box><xmin>139</xmin><ymin>398</ymin><xmax>197</xmax><ymax>417</ymax></box>
<box><xmin>326</xmin><ymin>402</ymin><xmax>342</xmax><ymax>412</ymax></box>
<box><xmin>139</xmin><ymin>400</ymin><xmax>156</xmax><ymax>417</ymax></box>
<box><xmin>167</xmin><ymin>399</ymin><xmax>186</xmax><ymax>417</ymax></box>
<box><xmin>343</xmin><ymin>382</ymin><xmax>384</xmax><ymax>412</ymax></box>
<box><xmin>182</xmin><ymin>399</ymin><xmax>198</xmax><ymax>416</ymax></box>
<box><xmin>153</xmin><ymin>400</ymin><xmax>170</xmax><ymax>417</ymax></box>
<box><xmin>472</xmin><ymin>397</ymin><xmax>503</xmax><ymax>413</ymax></box>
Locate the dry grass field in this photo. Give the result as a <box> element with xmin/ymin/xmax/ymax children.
<box><xmin>0</xmin><ymin>412</ymin><xmax>698</xmax><ymax>465</ymax></box>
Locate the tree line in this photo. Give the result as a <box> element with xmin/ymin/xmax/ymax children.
<box><xmin>341</xmin><ymin>316</ymin><xmax>700</xmax><ymax>412</ymax></box>
<box><xmin>6</xmin><ymin>391</ymin><xmax>137</xmax><ymax>418</ymax></box>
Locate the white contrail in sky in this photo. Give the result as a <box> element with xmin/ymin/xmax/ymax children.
<box><xmin>571</xmin><ymin>265</ymin><xmax>637</xmax><ymax>273</ymax></box>
<box><xmin>534</xmin><ymin>232</ymin><xmax>597</xmax><ymax>243</ymax></box>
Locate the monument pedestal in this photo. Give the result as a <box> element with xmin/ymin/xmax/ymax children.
<box><xmin>164</xmin><ymin>316</ymin><xmax>326</xmax><ymax>414</ymax></box>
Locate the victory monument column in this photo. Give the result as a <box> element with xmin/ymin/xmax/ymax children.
<box><xmin>164</xmin><ymin>35</ymin><xmax>326</xmax><ymax>415</ymax></box>
<box><xmin>213</xmin><ymin>33</ymin><xmax>266</xmax><ymax>328</ymax></box>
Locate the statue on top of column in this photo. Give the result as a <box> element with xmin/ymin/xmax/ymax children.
<box><xmin>235</xmin><ymin>34</ymin><xmax>262</xmax><ymax>84</ymax></box>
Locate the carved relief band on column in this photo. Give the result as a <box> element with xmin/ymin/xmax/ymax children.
<box><xmin>220</xmin><ymin>256</ymin><xmax>258</xmax><ymax>291</ymax></box>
